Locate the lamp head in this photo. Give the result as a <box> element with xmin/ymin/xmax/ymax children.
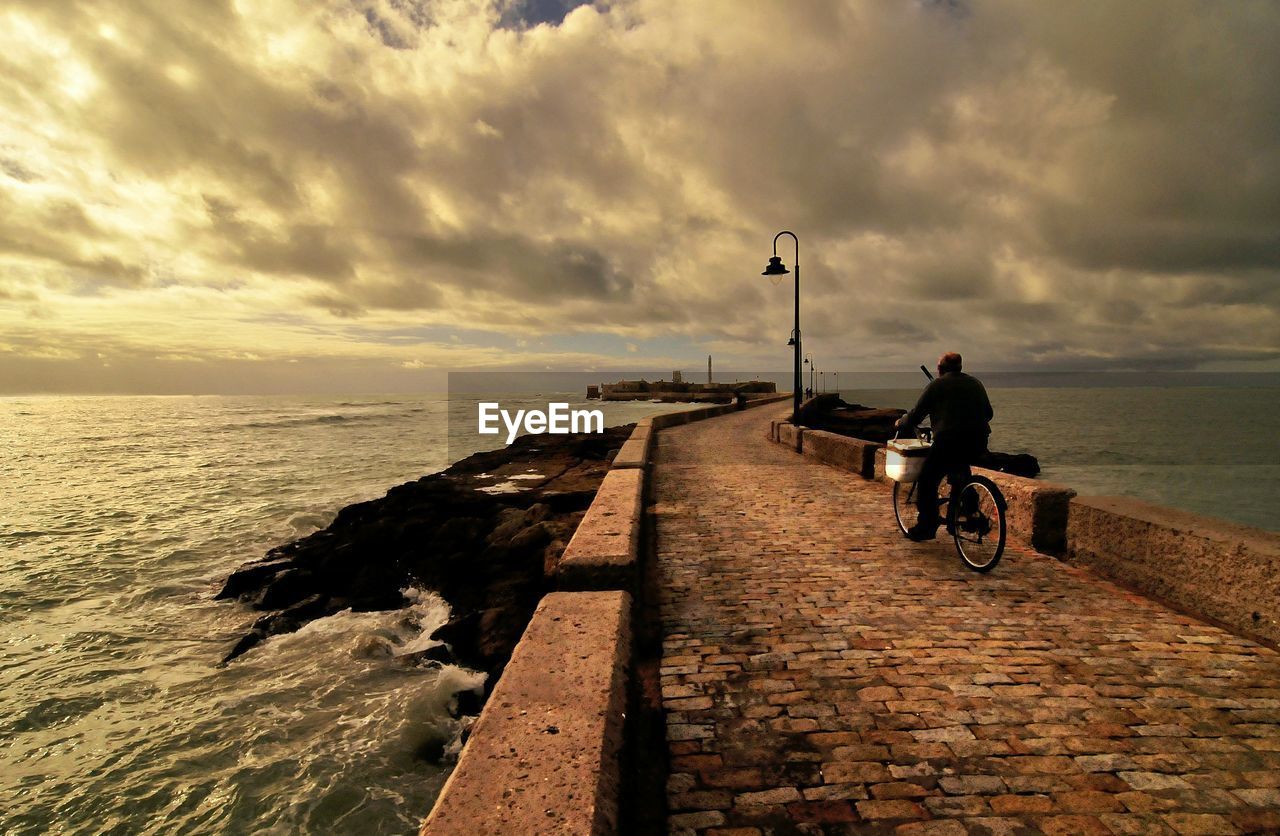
<box><xmin>762</xmin><ymin>255</ymin><xmax>789</xmax><ymax>276</ymax></box>
<box><xmin>786</xmin><ymin>336</ymin><xmax>796</xmax><ymax>347</ymax></box>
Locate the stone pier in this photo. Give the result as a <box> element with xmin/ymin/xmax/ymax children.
<box><xmin>652</xmin><ymin>404</ymin><xmax>1280</xmax><ymax>835</ymax></box>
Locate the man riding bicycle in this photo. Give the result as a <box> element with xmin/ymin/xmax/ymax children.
<box><xmin>894</xmin><ymin>352</ymin><xmax>993</xmax><ymax>542</ymax></box>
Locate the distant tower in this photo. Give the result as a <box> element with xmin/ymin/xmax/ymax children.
<box><xmin>708</xmin><ymin>355</ymin><xmax>713</xmax><ymax>384</ymax></box>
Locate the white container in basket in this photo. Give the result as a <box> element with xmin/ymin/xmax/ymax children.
<box><xmin>884</xmin><ymin>438</ymin><xmax>930</xmax><ymax>482</ymax></box>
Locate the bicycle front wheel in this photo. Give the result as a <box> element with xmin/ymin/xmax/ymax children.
<box><xmin>950</xmin><ymin>475</ymin><xmax>1006</xmax><ymax>572</ymax></box>
<box><xmin>892</xmin><ymin>480</ymin><xmax>919</xmax><ymax>535</ymax></box>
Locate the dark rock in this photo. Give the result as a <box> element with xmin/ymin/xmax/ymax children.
<box><xmin>457</xmin><ymin>716</ymin><xmax>476</xmax><ymax>748</ymax></box>
<box><xmin>214</xmin><ymin>423</ymin><xmax>633</xmax><ymax>714</ymax></box>
<box><xmin>255</xmin><ymin>568</ymin><xmax>316</xmax><ymax>610</ymax></box>
<box><xmin>451</xmin><ymin>688</ymin><xmax>483</xmax><ymax>718</ymax></box>
<box><xmin>508</xmin><ymin>521</ymin><xmax>552</xmax><ymax>551</ymax></box>
<box><xmin>221</xmin><ymin>629</ymin><xmax>266</xmax><ymax>665</ymax></box>
<box><xmin>277</xmin><ymin>593</ymin><xmax>331</xmax><ymax>624</ymax></box>
<box><xmin>487</xmin><ymin>508</ymin><xmax>530</xmax><ymax>545</ymax></box>
<box><xmin>398</xmin><ymin>643</ymin><xmax>455</xmax><ymax>667</ymax></box>
<box><xmin>415</xmin><ymin>736</ymin><xmax>447</xmax><ymax>763</ymax></box>
<box><xmin>216</xmin><ymin>557</ymin><xmax>294</xmax><ymax>600</ymax></box>
<box><xmin>796</xmin><ymin>395</ymin><xmax>906</xmax><ymax>443</ymax></box>
<box><xmin>431</xmin><ymin>611</ymin><xmax>481</xmax><ymax>651</ymax></box>
<box><xmin>421</xmin><ymin>643</ymin><xmax>455</xmax><ymax>664</ymax></box>
<box><xmin>538</xmin><ymin>489</ymin><xmax>599</xmax><ymax>513</ymax></box>
<box><xmin>542</xmin><ymin>538</ymin><xmax>569</xmax><ymax>579</ymax></box>
<box><xmin>978</xmin><ymin>450</ymin><xmax>1041</xmax><ymax>478</ymax></box>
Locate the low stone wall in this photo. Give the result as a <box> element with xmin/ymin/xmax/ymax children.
<box><xmin>776</xmin><ymin>422</ymin><xmax>804</xmax><ymax>452</ymax></box>
<box><xmin>421</xmin><ymin>591</ymin><xmax>632</xmax><ymax>836</ymax></box>
<box><xmin>801</xmin><ymin>428</ymin><xmax>880</xmax><ymax>480</ymax></box>
<box><xmin>1067</xmin><ymin>496</ymin><xmax>1280</xmax><ymax>647</ymax></box>
<box><xmin>611</xmin><ymin>425</ymin><xmax>652</xmax><ymax>470</ymax></box>
<box><xmin>974</xmin><ymin>469</ymin><xmax>1076</xmax><ymax>556</ymax></box>
<box><xmin>649</xmin><ymin>404</ymin><xmax>728</xmax><ymax>429</ymax></box>
<box><xmin>743</xmin><ymin>393</ymin><xmax>793</xmax><ymax>409</ymax></box>
<box><xmin>558</xmin><ymin>468</ymin><xmax>644</xmax><ymax>592</ymax></box>
<box><xmin>647</xmin><ymin>394</ymin><xmax>790</xmax><ymax>430</ymax></box>
<box><xmin>780</xmin><ymin>426</ymin><xmax>1073</xmax><ymax>555</ymax></box>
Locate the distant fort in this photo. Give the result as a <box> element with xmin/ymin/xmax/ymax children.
<box><xmin>587</xmin><ymin>355</ymin><xmax>776</xmax><ymax>402</ymax></box>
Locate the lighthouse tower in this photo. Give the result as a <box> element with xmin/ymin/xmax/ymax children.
<box><xmin>707</xmin><ymin>355</ymin><xmax>713</xmax><ymax>384</ymax></box>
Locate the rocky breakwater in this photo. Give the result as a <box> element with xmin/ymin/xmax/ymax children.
<box><xmin>797</xmin><ymin>393</ymin><xmax>1040</xmax><ymax>477</ymax></box>
<box><xmin>216</xmin><ymin>424</ymin><xmax>633</xmax><ymax>698</ymax></box>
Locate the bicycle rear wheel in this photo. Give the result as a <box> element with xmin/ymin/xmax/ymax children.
<box><xmin>950</xmin><ymin>475</ymin><xmax>1006</xmax><ymax>572</ymax></box>
<box><xmin>892</xmin><ymin>481</ymin><xmax>919</xmax><ymax>535</ymax></box>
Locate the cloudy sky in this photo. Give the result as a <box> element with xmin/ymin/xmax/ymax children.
<box><xmin>2</xmin><ymin>0</ymin><xmax>1278</xmax><ymax>393</ymax></box>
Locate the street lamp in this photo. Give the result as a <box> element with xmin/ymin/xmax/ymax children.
<box><xmin>762</xmin><ymin>231</ymin><xmax>800</xmax><ymax>421</ymax></box>
<box><xmin>803</xmin><ymin>354</ymin><xmax>814</xmax><ymax>398</ymax></box>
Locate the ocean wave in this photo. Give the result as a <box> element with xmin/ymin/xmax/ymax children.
<box><xmin>236</xmin><ymin>409</ymin><xmax>424</xmax><ymax>430</ymax></box>
<box><xmin>250</xmin><ymin>587</ymin><xmax>459</xmax><ymax>667</ymax></box>
<box><xmin>5</xmin><ymin>694</ymin><xmax>108</xmax><ymax>734</ymax></box>
<box><xmin>239</xmin><ymin>413</ymin><xmax>370</xmax><ymax>429</ymax></box>
<box><xmin>285</xmin><ymin>509</ymin><xmax>333</xmax><ymax>534</ymax></box>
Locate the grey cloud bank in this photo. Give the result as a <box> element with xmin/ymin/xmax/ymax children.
<box><xmin>1</xmin><ymin>0</ymin><xmax>1278</xmax><ymax>392</ymax></box>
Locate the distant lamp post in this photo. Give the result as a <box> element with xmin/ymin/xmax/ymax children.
<box><xmin>804</xmin><ymin>355</ymin><xmax>814</xmax><ymax>398</ymax></box>
<box><xmin>762</xmin><ymin>231</ymin><xmax>800</xmax><ymax>420</ymax></box>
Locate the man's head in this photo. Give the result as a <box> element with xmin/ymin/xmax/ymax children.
<box><xmin>938</xmin><ymin>352</ymin><xmax>963</xmax><ymax>375</ymax></box>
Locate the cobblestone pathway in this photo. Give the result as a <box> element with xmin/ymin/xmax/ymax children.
<box><xmin>653</xmin><ymin>405</ymin><xmax>1280</xmax><ymax>836</ymax></box>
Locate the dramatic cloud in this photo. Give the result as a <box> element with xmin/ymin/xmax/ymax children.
<box><xmin>1</xmin><ymin>0</ymin><xmax>1278</xmax><ymax>391</ymax></box>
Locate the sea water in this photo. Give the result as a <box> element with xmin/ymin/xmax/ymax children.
<box><xmin>0</xmin><ymin>394</ymin><xmax>693</xmax><ymax>835</ymax></box>
<box><xmin>842</xmin><ymin>385</ymin><xmax>1280</xmax><ymax>532</ymax></box>
<box><xmin>1</xmin><ymin>388</ymin><xmax>1276</xmax><ymax>833</ymax></box>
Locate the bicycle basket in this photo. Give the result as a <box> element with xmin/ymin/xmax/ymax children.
<box><xmin>885</xmin><ymin>438</ymin><xmax>930</xmax><ymax>482</ymax></box>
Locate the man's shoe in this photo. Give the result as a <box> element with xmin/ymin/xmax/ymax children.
<box><xmin>904</xmin><ymin>525</ymin><xmax>937</xmax><ymax>542</ymax></box>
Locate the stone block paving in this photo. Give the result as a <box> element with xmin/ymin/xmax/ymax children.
<box><xmin>652</xmin><ymin>406</ymin><xmax>1280</xmax><ymax>836</ymax></box>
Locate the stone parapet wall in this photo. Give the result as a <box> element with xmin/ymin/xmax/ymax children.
<box><xmin>421</xmin><ymin>591</ymin><xmax>632</xmax><ymax>836</ymax></box>
<box><xmin>1067</xmin><ymin>496</ymin><xmax>1280</xmax><ymax>646</ymax></box>
<box><xmin>777</xmin><ymin>422</ymin><xmax>804</xmax><ymax>452</ymax></box>
<box><xmin>610</xmin><ymin>425</ymin><xmax>652</xmax><ymax>470</ymax></box>
<box><xmin>801</xmin><ymin>428</ymin><xmax>881</xmax><ymax>480</ymax></box>
<box><xmin>781</xmin><ymin>424</ymin><xmax>1072</xmax><ymax>555</ymax></box>
<box><xmin>558</xmin><ymin>468</ymin><xmax>644</xmax><ymax>592</ymax></box>
<box><xmin>974</xmin><ymin>469</ymin><xmax>1075</xmax><ymax>556</ymax></box>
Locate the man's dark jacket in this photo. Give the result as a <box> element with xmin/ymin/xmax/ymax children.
<box><xmin>901</xmin><ymin>372</ymin><xmax>993</xmax><ymax>440</ymax></box>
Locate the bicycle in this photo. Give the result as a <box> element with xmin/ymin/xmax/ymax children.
<box><xmin>888</xmin><ymin>424</ymin><xmax>1008</xmax><ymax>573</ymax></box>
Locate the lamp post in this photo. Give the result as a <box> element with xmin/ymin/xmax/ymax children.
<box><xmin>762</xmin><ymin>231</ymin><xmax>800</xmax><ymax>421</ymax></box>
<box><xmin>803</xmin><ymin>354</ymin><xmax>814</xmax><ymax>398</ymax></box>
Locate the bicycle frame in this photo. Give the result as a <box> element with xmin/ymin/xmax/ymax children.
<box><xmin>900</xmin><ymin>473</ymin><xmax>967</xmax><ymax>528</ymax></box>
